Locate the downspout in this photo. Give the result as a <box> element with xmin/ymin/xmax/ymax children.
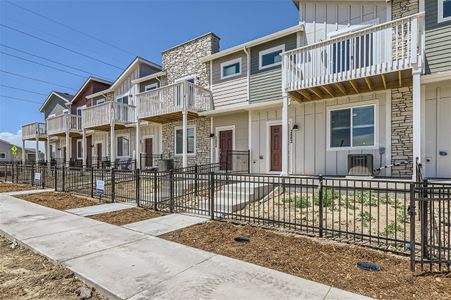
<box><xmin>243</xmin><ymin>47</ymin><xmax>250</xmax><ymax>102</ymax></box>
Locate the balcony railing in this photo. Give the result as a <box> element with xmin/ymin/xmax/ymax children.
<box><xmin>282</xmin><ymin>13</ymin><xmax>423</xmax><ymax>93</ymax></box>
<box><xmin>22</xmin><ymin>122</ymin><xmax>46</xmax><ymax>140</ymax></box>
<box><xmin>136</xmin><ymin>81</ymin><xmax>213</xmax><ymax>120</ymax></box>
<box><xmin>46</xmin><ymin>114</ymin><xmax>81</xmax><ymax>136</ymax></box>
<box><xmin>81</xmin><ymin>102</ymin><xmax>136</xmax><ymax>129</ymax></box>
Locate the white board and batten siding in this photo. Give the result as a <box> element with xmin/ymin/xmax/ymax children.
<box><xmin>250</xmin><ymin>92</ymin><xmax>389</xmax><ymax>176</ymax></box>
<box><xmin>300</xmin><ymin>1</ymin><xmax>388</xmax><ymax>45</ymax></box>
<box><xmin>114</xmin><ymin>66</ymin><xmax>141</xmax><ymax>106</ymax></box>
<box><xmin>211</xmin><ymin>51</ymin><xmax>248</xmax><ymax>108</ymax></box>
<box><xmin>140</xmin><ymin>123</ymin><xmax>163</xmax><ymax>155</ymax></box>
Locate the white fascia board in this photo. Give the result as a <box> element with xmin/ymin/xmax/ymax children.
<box><xmin>201</xmin><ymin>24</ymin><xmax>304</xmax><ymax>62</ymax></box>
<box><xmin>131</xmin><ymin>71</ymin><xmax>166</xmax><ymax>84</ymax></box>
<box><xmin>421</xmin><ymin>71</ymin><xmax>451</xmax><ymax>84</ymax></box>
<box><xmin>70</xmin><ymin>76</ymin><xmax>112</xmax><ymax>104</ymax></box>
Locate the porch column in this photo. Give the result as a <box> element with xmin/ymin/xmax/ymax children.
<box><xmin>281</xmin><ymin>94</ymin><xmax>289</xmax><ymax>176</ymax></box>
<box><xmin>65</xmin><ymin>115</ymin><xmax>70</xmax><ymax>167</ymax></box>
<box><xmin>35</xmin><ymin>137</ymin><xmax>39</xmax><ymax>165</ymax></box>
<box><xmin>412</xmin><ymin>68</ymin><xmax>422</xmax><ymax>180</ymax></box>
<box><xmin>22</xmin><ymin>140</ymin><xmax>26</xmax><ymax>164</ymax></box>
<box><xmin>110</xmin><ymin>102</ymin><xmax>116</xmax><ymax>165</ymax></box>
<box><xmin>182</xmin><ymin>110</ymin><xmax>188</xmax><ymax>168</ymax></box>
<box><xmin>82</xmin><ymin>129</ymin><xmax>87</xmax><ymax>169</ymax></box>
<box><xmin>136</xmin><ymin>119</ymin><xmax>141</xmax><ymax>169</ymax></box>
<box><xmin>46</xmin><ymin>137</ymin><xmax>50</xmax><ymax>169</ymax></box>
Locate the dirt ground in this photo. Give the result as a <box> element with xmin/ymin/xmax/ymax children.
<box><xmin>0</xmin><ymin>183</ymin><xmax>35</xmax><ymax>193</ymax></box>
<box><xmin>0</xmin><ymin>235</ymin><xmax>105</xmax><ymax>300</ymax></box>
<box><xmin>161</xmin><ymin>221</ymin><xmax>451</xmax><ymax>300</ymax></box>
<box><xmin>90</xmin><ymin>207</ymin><xmax>164</xmax><ymax>226</ymax></box>
<box><xmin>17</xmin><ymin>192</ymin><xmax>99</xmax><ymax>210</ymax></box>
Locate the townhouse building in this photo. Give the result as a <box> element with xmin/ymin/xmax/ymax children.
<box><xmin>21</xmin><ymin>0</ymin><xmax>450</xmax><ymax>180</ymax></box>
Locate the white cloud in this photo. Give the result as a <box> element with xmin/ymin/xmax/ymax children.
<box><xmin>0</xmin><ymin>130</ymin><xmax>46</xmax><ymax>153</ymax></box>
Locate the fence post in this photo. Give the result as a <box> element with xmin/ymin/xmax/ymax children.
<box><xmin>54</xmin><ymin>165</ymin><xmax>57</xmax><ymax>191</ymax></box>
<box><xmin>421</xmin><ymin>179</ymin><xmax>428</xmax><ymax>259</ymax></box>
<box><xmin>15</xmin><ymin>163</ymin><xmax>19</xmax><ymax>183</ymax></box>
<box><xmin>409</xmin><ymin>183</ymin><xmax>416</xmax><ymax>272</ymax></box>
<box><xmin>209</xmin><ymin>171</ymin><xmax>215</xmax><ymax>220</ymax></box>
<box><xmin>31</xmin><ymin>164</ymin><xmax>35</xmax><ymax>186</ymax></box>
<box><xmin>153</xmin><ymin>169</ymin><xmax>158</xmax><ymax>211</ymax></box>
<box><xmin>318</xmin><ymin>175</ymin><xmax>324</xmax><ymax>238</ymax></box>
<box><xmin>194</xmin><ymin>164</ymin><xmax>198</xmax><ymax>196</ymax></box>
<box><xmin>169</xmin><ymin>169</ymin><xmax>174</xmax><ymax>213</ymax></box>
<box><xmin>41</xmin><ymin>167</ymin><xmax>45</xmax><ymax>189</ymax></box>
<box><xmin>247</xmin><ymin>149</ymin><xmax>251</xmax><ymax>174</ymax></box>
<box><xmin>111</xmin><ymin>168</ymin><xmax>115</xmax><ymax>203</ymax></box>
<box><xmin>90</xmin><ymin>166</ymin><xmax>94</xmax><ymax>198</ymax></box>
<box><xmin>136</xmin><ymin>169</ymin><xmax>140</xmax><ymax>207</ymax></box>
<box><xmin>62</xmin><ymin>165</ymin><xmax>65</xmax><ymax>192</ymax></box>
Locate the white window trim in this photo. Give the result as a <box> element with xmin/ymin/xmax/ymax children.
<box><xmin>76</xmin><ymin>105</ymin><xmax>86</xmax><ymax>115</ymax></box>
<box><xmin>175</xmin><ymin>74</ymin><xmax>198</xmax><ymax>84</ymax></box>
<box><xmin>326</xmin><ymin>102</ymin><xmax>378</xmax><ymax>152</ymax></box>
<box><xmin>259</xmin><ymin>44</ymin><xmax>285</xmax><ymax>70</ymax></box>
<box><xmin>62</xmin><ymin>109</ymin><xmax>69</xmax><ymax>115</ymax></box>
<box><xmin>215</xmin><ymin>125</ymin><xmax>235</xmax><ymax>164</ymax></box>
<box><xmin>94</xmin><ymin>98</ymin><xmax>106</xmax><ymax>106</ymax></box>
<box><xmin>438</xmin><ymin>0</ymin><xmax>451</xmax><ymax>23</ymax></box>
<box><xmin>76</xmin><ymin>139</ymin><xmax>83</xmax><ymax>159</ymax></box>
<box><xmin>220</xmin><ymin>58</ymin><xmax>242</xmax><ymax>80</ymax></box>
<box><xmin>48</xmin><ymin>113</ymin><xmax>56</xmax><ymax>119</ymax></box>
<box><xmin>144</xmin><ymin>83</ymin><xmax>159</xmax><ymax>91</ymax></box>
<box><xmin>174</xmin><ymin>125</ymin><xmax>196</xmax><ymax>156</ymax></box>
<box><xmin>116</xmin><ymin>133</ymin><xmax>131</xmax><ymax>158</ymax></box>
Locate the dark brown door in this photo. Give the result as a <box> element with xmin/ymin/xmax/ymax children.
<box><xmin>144</xmin><ymin>138</ymin><xmax>153</xmax><ymax>167</ymax></box>
<box><xmin>96</xmin><ymin>143</ymin><xmax>102</xmax><ymax>167</ymax></box>
<box><xmin>270</xmin><ymin>125</ymin><xmax>282</xmax><ymax>172</ymax></box>
<box><xmin>86</xmin><ymin>136</ymin><xmax>92</xmax><ymax>166</ymax></box>
<box><xmin>62</xmin><ymin>146</ymin><xmax>66</xmax><ymax>164</ymax></box>
<box><xmin>219</xmin><ymin>130</ymin><xmax>233</xmax><ymax>171</ymax></box>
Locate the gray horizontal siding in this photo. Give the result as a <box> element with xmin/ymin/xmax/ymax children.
<box><xmin>249</xmin><ymin>33</ymin><xmax>297</xmax><ymax>103</ymax></box>
<box><xmin>425</xmin><ymin>0</ymin><xmax>451</xmax><ymax>74</ymax></box>
<box><xmin>211</xmin><ymin>51</ymin><xmax>248</xmax><ymax>107</ymax></box>
<box><xmin>44</xmin><ymin>96</ymin><xmax>67</xmax><ymax>119</ymax></box>
<box><xmin>139</xmin><ymin>78</ymin><xmax>160</xmax><ymax>93</ymax></box>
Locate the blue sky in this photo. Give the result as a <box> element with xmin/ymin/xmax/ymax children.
<box><xmin>0</xmin><ymin>0</ymin><xmax>298</xmax><ymax>147</ymax></box>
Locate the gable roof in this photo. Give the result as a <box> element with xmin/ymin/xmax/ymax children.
<box><xmin>39</xmin><ymin>91</ymin><xmax>74</xmax><ymax>112</ymax></box>
<box><xmin>86</xmin><ymin>56</ymin><xmax>162</xmax><ymax>98</ymax></box>
<box><xmin>70</xmin><ymin>76</ymin><xmax>112</xmax><ymax>104</ymax></box>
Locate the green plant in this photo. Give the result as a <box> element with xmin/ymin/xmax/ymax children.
<box><xmin>339</xmin><ymin>197</ymin><xmax>355</xmax><ymax>209</ymax></box>
<box><xmin>313</xmin><ymin>188</ymin><xmax>339</xmax><ymax>208</ymax></box>
<box><xmin>281</xmin><ymin>195</ymin><xmax>309</xmax><ymax>209</ymax></box>
<box><xmin>359</xmin><ymin>211</ymin><xmax>375</xmax><ymax>223</ymax></box>
<box><xmin>383</xmin><ymin>221</ymin><xmax>403</xmax><ymax>236</ymax></box>
<box><xmin>357</xmin><ymin>190</ymin><xmax>379</xmax><ymax>207</ymax></box>
<box><xmin>396</xmin><ymin>210</ymin><xmax>409</xmax><ymax>223</ymax></box>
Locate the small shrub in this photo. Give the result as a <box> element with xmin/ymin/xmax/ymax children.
<box><xmin>359</xmin><ymin>211</ymin><xmax>375</xmax><ymax>223</ymax></box>
<box><xmin>383</xmin><ymin>221</ymin><xmax>403</xmax><ymax>236</ymax></box>
<box><xmin>339</xmin><ymin>197</ymin><xmax>355</xmax><ymax>209</ymax></box>
<box><xmin>357</xmin><ymin>190</ymin><xmax>379</xmax><ymax>207</ymax></box>
<box><xmin>280</xmin><ymin>195</ymin><xmax>309</xmax><ymax>209</ymax></box>
<box><xmin>314</xmin><ymin>188</ymin><xmax>339</xmax><ymax>208</ymax></box>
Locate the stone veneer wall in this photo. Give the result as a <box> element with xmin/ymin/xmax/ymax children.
<box><xmin>159</xmin><ymin>33</ymin><xmax>220</xmax><ymax>166</ymax></box>
<box><xmin>390</xmin><ymin>0</ymin><xmax>418</xmax><ymax>177</ymax></box>
<box><xmin>161</xmin><ymin>117</ymin><xmax>211</xmax><ymax>168</ymax></box>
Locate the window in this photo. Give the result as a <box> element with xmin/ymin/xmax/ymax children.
<box><xmin>221</xmin><ymin>58</ymin><xmax>241</xmax><ymax>79</ymax></box>
<box><xmin>144</xmin><ymin>83</ymin><xmax>159</xmax><ymax>91</ymax></box>
<box><xmin>259</xmin><ymin>45</ymin><xmax>285</xmax><ymax>70</ymax></box>
<box><xmin>94</xmin><ymin>98</ymin><xmax>105</xmax><ymax>106</ymax></box>
<box><xmin>175</xmin><ymin>127</ymin><xmax>195</xmax><ymax>155</ymax></box>
<box><xmin>0</xmin><ymin>153</ymin><xmax>6</xmax><ymax>159</ymax></box>
<box><xmin>439</xmin><ymin>0</ymin><xmax>451</xmax><ymax>23</ymax></box>
<box><xmin>77</xmin><ymin>139</ymin><xmax>83</xmax><ymax>159</ymax></box>
<box><xmin>117</xmin><ymin>135</ymin><xmax>130</xmax><ymax>157</ymax></box>
<box><xmin>51</xmin><ymin>144</ymin><xmax>56</xmax><ymax>159</ymax></box>
<box><xmin>329</xmin><ymin>105</ymin><xmax>375</xmax><ymax>149</ymax></box>
<box><xmin>116</xmin><ymin>95</ymin><xmax>129</xmax><ymax>104</ymax></box>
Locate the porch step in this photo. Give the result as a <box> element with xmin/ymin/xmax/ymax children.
<box><xmin>213</xmin><ymin>183</ymin><xmax>273</xmax><ymax>213</ymax></box>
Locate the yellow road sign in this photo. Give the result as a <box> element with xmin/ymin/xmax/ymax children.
<box><xmin>11</xmin><ymin>145</ymin><xmax>17</xmax><ymax>156</ymax></box>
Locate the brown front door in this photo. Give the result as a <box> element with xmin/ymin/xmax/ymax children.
<box><xmin>86</xmin><ymin>136</ymin><xmax>92</xmax><ymax>166</ymax></box>
<box><xmin>62</xmin><ymin>146</ymin><xmax>66</xmax><ymax>164</ymax></box>
<box><xmin>219</xmin><ymin>130</ymin><xmax>233</xmax><ymax>171</ymax></box>
<box><xmin>96</xmin><ymin>143</ymin><xmax>102</xmax><ymax>167</ymax></box>
<box><xmin>270</xmin><ymin>125</ymin><xmax>282</xmax><ymax>172</ymax></box>
<box><xmin>144</xmin><ymin>138</ymin><xmax>153</xmax><ymax>167</ymax></box>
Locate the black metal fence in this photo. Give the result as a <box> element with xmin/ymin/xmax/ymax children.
<box><xmin>1</xmin><ymin>162</ymin><xmax>450</xmax><ymax>272</ymax></box>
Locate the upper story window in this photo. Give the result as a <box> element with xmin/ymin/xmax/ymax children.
<box><xmin>328</xmin><ymin>104</ymin><xmax>376</xmax><ymax>150</ymax></box>
<box><xmin>145</xmin><ymin>83</ymin><xmax>159</xmax><ymax>91</ymax></box>
<box><xmin>93</xmin><ymin>98</ymin><xmax>106</xmax><ymax>106</ymax></box>
<box><xmin>439</xmin><ymin>0</ymin><xmax>451</xmax><ymax>23</ymax></box>
<box><xmin>259</xmin><ymin>45</ymin><xmax>285</xmax><ymax>70</ymax></box>
<box><xmin>221</xmin><ymin>58</ymin><xmax>241</xmax><ymax>80</ymax></box>
<box><xmin>116</xmin><ymin>95</ymin><xmax>129</xmax><ymax>104</ymax></box>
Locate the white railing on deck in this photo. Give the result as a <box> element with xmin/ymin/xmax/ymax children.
<box><xmin>82</xmin><ymin>102</ymin><xmax>136</xmax><ymax>129</ymax></box>
<box><xmin>22</xmin><ymin>122</ymin><xmax>46</xmax><ymax>140</ymax></box>
<box><xmin>46</xmin><ymin>114</ymin><xmax>81</xmax><ymax>135</ymax></box>
<box><xmin>136</xmin><ymin>81</ymin><xmax>213</xmax><ymax>119</ymax></box>
<box><xmin>282</xmin><ymin>13</ymin><xmax>424</xmax><ymax>92</ymax></box>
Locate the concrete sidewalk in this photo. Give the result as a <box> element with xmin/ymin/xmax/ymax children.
<box><xmin>0</xmin><ymin>194</ymin><xmax>371</xmax><ymax>300</ymax></box>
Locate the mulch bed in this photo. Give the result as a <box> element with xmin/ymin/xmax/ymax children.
<box><xmin>0</xmin><ymin>235</ymin><xmax>105</xmax><ymax>300</ymax></box>
<box><xmin>0</xmin><ymin>183</ymin><xmax>35</xmax><ymax>193</ymax></box>
<box><xmin>89</xmin><ymin>207</ymin><xmax>165</xmax><ymax>226</ymax></box>
<box><xmin>161</xmin><ymin>221</ymin><xmax>451</xmax><ymax>300</ymax></box>
<box><xmin>17</xmin><ymin>192</ymin><xmax>99</xmax><ymax>210</ymax></box>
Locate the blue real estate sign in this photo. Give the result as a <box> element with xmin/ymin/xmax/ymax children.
<box><xmin>34</xmin><ymin>172</ymin><xmax>41</xmax><ymax>185</ymax></box>
<box><xmin>96</xmin><ymin>180</ymin><xmax>105</xmax><ymax>195</ymax></box>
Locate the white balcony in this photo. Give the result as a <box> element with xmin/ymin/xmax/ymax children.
<box><xmin>282</xmin><ymin>13</ymin><xmax>424</xmax><ymax>101</ymax></box>
<box><xmin>22</xmin><ymin>122</ymin><xmax>46</xmax><ymax>141</ymax></box>
<box><xmin>136</xmin><ymin>81</ymin><xmax>213</xmax><ymax>123</ymax></box>
<box><xmin>46</xmin><ymin>114</ymin><xmax>81</xmax><ymax>136</ymax></box>
<box><xmin>81</xmin><ymin>102</ymin><xmax>136</xmax><ymax>130</ymax></box>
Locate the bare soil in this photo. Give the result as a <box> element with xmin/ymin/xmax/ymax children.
<box><xmin>90</xmin><ymin>207</ymin><xmax>164</xmax><ymax>226</ymax></box>
<box><xmin>0</xmin><ymin>183</ymin><xmax>34</xmax><ymax>193</ymax></box>
<box><xmin>17</xmin><ymin>192</ymin><xmax>99</xmax><ymax>210</ymax></box>
<box><xmin>0</xmin><ymin>235</ymin><xmax>105</xmax><ymax>300</ymax></box>
<box><xmin>161</xmin><ymin>221</ymin><xmax>451</xmax><ymax>300</ymax></box>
